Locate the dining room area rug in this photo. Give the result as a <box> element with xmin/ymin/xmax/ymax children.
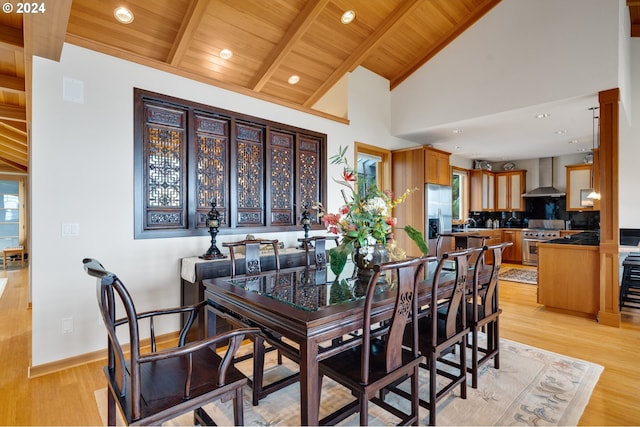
<box><xmin>94</xmin><ymin>335</ymin><xmax>602</xmax><ymax>426</ymax></box>
<box><xmin>498</xmin><ymin>267</ymin><xmax>538</xmax><ymax>285</ymax></box>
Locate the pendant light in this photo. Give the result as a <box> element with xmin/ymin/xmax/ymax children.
<box><xmin>587</xmin><ymin>107</ymin><xmax>601</xmax><ymax>200</ymax></box>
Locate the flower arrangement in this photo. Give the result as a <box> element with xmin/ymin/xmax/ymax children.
<box><xmin>317</xmin><ymin>146</ymin><xmax>428</xmax><ymax>278</ymax></box>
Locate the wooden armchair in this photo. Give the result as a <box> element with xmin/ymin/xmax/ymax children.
<box><xmin>467</xmin><ymin>242</ymin><xmax>510</xmax><ymax>388</ymax></box>
<box><xmin>82</xmin><ymin>258</ymin><xmax>259</xmax><ymax>426</ymax></box>
<box><xmin>418</xmin><ymin>249</ymin><xmax>474</xmax><ymax>426</ymax></box>
<box><xmin>297</xmin><ymin>235</ymin><xmax>338</xmax><ymax>268</ymax></box>
<box><xmin>221</xmin><ymin>239</ymin><xmax>298</xmax><ymax>405</ymax></box>
<box><xmin>223</xmin><ymin>239</ymin><xmax>280</xmax><ymax>276</ymax></box>
<box><xmin>318</xmin><ymin>257</ymin><xmax>428</xmax><ymax>425</ymax></box>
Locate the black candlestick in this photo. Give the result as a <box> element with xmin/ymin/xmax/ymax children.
<box><xmin>201</xmin><ymin>199</ymin><xmax>226</xmax><ymax>259</ymax></box>
<box><xmin>298</xmin><ymin>205</ymin><xmax>312</xmax><ymax>248</ymax></box>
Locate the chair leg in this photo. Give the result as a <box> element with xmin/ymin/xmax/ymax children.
<box><xmin>107</xmin><ymin>390</ymin><xmax>116</xmax><ymax>426</ymax></box>
<box><xmin>460</xmin><ymin>338</ymin><xmax>467</xmax><ymax>399</ymax></box>
<box><xmin>471</xmin><ymin>327</ymin><xmax>479</xmax><ymax>389</ymax></box>
<box><xmin>493</xmin><ymin>318</ymin><xmax>500</xmax><ymax>369</ymax></box>
<box><xmin>359</xmin><ymin>393</ymin><xmax>369</xmax><ymax>426</ymax></box>
<box><xmin>252</xmin><ymin>336</ymin><xmax>266</xmax><ymax>406</ymax></box>
<box><xmin>428</xmin><ymin>355</ymin><xmax>437</xmax><ymax>426</ymax></box>
<box><xmin>233</xmin><ymin>386</ymin><xmax>245</xmax><ymax>426</ymax></box>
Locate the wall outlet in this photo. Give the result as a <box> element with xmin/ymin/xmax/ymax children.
<box><xmin>62</xmin><ymin>317</ymin><xmax>73</xmax><ymax>334</ymax></box>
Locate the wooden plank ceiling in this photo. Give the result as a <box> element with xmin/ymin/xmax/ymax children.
<box><xmin>0</xmin><ymin>0</ymin><xmax>638</xmax><ymax>174</ymax></box>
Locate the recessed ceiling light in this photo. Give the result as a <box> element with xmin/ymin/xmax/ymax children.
<box><xmin>288</xmin><ymin>75</ymin><xmax>300</xmax><ymax>85</ymax></box>
<box><xmin>452</xmin><ymin>129</ymin><xmax>463</xmax><ymax>134</ymax></box>
<box><xmin>113</xmin><ymin>7</ymin><xmax>134</xmax><ymax>24</ymax></box>
<box><xmin>555</xmin><ymin>129</ymin><xmax>567</xmax><ymax>135</ymax></box>
<box><xmin>455</xmin><ymin>145</ymin><xmax>463</xmax><ymax>150</ymax></box>
<box><xmin>219</xmin><ymin>49</ymin><xmax>233</xmax><ymax>60</ymax></box>
<box><xmin>341</xmin><ymin>10</ymin><xmax>356</xmax><ymax>24</ymax></box>
<box><xmin>568</xmin><ymin>139</ymin><xmax>579</xmax><ymax>144</ymax></box>
<box><xmin>535</xmin><ymin>113</ymin><xmax>550</xmax><ymax>119</ymax></box>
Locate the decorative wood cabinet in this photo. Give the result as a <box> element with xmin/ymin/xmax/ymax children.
<box><xmin>502</xmin><ymin>229</ymin><xmax>522</xmax><ymax>263</ymax></box>
<box><xmin>424</xmin><ymin>147</ymin><xmax>451</xmax><ymax>186</ymax></box>
<box><xmin>566</xmin><ymin>164</ymin><xmax>594</xmax><ymax>211</ymax></box>
<box><xmin>495</xmin><ymin>170</ymin><xmax>526</xmax><ymax>211</ymax></box>
<box><xmin>392</xmin><ymin>147</ymin><xmax>426</xmax><ymax>257</ymax></box>
<box><xmin>470</xmin><ymin>169</ymin><xmax>495</xmax><ymax>212</ymax></box>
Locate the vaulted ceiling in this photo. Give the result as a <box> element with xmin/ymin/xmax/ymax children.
<box><xmin>0</xmin><ymin>0</ymin><xmax>638</xmax><ymax>173</ymax></box>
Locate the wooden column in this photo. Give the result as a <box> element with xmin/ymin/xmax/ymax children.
<box><xmin>597</xmin><ymin>88</ymin><xmax>621</xmax><ymax>327</ymax></box>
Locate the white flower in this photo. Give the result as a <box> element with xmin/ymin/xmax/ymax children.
<box><xmin>363</xmin><ymin>196</ymin><xmax>388</xmax><ymax>216</ymax></box>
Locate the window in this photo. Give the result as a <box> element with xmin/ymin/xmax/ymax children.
<box><xmin>354</xmin><ymin>142</ymin><xmax>391</xmax><ymax>198</ymax></box>
<box><xmin>0</xmin><ymin>179</ymin><xmax>21</xmax><ymax>250</ymax></box>
<box><xmin>452</xmin><ymin>168</ymin><xmax>468</xmax><ymax>223</ymax></box>
<box><xmin>134</xmin><ymin>89</ymin><xmax>327</xmax><ymax>238</ymax></box>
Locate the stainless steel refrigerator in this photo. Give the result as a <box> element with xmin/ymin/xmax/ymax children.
<box><xmin>425</xmin><ymin>183</ymin><xmax>453</xmax><ymax>256</ymax></box>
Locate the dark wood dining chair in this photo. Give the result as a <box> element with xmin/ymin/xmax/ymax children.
<box><xmin>223</xmin><ymin>239</ymin><xmax>281</xmax><ymax>276</ymax></box>
<box><xmin>221</xmin><ymin>238</ymin><xmax>297</xmax><ymax>406</ymax></box>
<box><xmin>317</xmin><ymin>256</ymin><xmax>428</xmax><ymax>426</ymax></box>
<box><xmin>417</xmin><ymin>249</ymin><xmax>475</xmax><ymax>426</ymax></box>
<box><xmin>82</xmin><ymin>258</ymin><xmax>259</xmax><ymax>426</ymax></box>
<box><xmin>297</xmin><ymin>235</ymin><xmax>338</xmax><ymax>268</ymax></box>
<box><xmin>467</xmin><ymin>242</ymin><xmax>510</xmax><ymax>388</ymax></box>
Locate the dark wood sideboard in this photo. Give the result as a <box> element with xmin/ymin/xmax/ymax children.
<box><xmin>180</xmin><ymin>248</ymin><xmax>308</xmax><ymax>340</ymax></box>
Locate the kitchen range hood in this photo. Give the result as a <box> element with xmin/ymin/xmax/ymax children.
<box><xmin>522</xmin><ymin>157</ymin><xmax>565</xmax><ymax>197</ymax></box>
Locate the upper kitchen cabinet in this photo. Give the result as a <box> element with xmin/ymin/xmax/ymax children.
<box><xmin>470</xmin><ymin>169</ymin><xmax>494</xmax><ymax>212</ymax></box>
<box><xmin>495</xmin><ymin>170</ymin><xmax>526</xmax><ymax>211</ymax></box>
<box><xmin>391</xmin><ymin>147</ymin><xmax>426</xmax><ymax>257</ymax></box>
<box><xmin>566</xmin><ymin>163</ymin><xmax>597</xmax><ymax>211</ymax></box>
<box><xmin>424</xmin><ymin>147</ymin><xmax>451</xmax><ymax>186</ymax></box>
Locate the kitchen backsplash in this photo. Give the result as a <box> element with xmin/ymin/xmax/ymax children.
<box><xmin>468</xmin><ymin>196</ymin><xmax>599</xmax><ymax>230</ymax></box>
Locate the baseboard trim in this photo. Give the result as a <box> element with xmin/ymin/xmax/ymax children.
<box><xmin>28</xmin><ymin>331</ymin><xmax>180</xmax><ymax>379</ymax></box>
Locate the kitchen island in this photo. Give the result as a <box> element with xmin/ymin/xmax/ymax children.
<box><xmin>537</xmin><ymin>232</ymin><xmax>600</xmax><ymax>318</ymax></box>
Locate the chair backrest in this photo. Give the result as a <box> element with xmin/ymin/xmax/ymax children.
<box><xmin>82</xmin><ymin>258</ymin><xmax>150</xmax><ymax>421</ymax></box>
<box><xmin>467</xmin><ymin>235</ymin><xmax>488</xmax><ymax>267</ymax></box>
<box><xmin>429</xmin><ymin>249</ymin><xmax>477</xmax><ymax>342</ymax></box>
<box><xmin>297</xmin><ymin>235</ymin><xmax>338</xmax><ymax>268</ymax></box>
<box><xmin>471</xmin><ymin>242</ymin><xmax>509</xmax><ymax>319</ymax></box>
<box><xmin>360</xmin><ymin>256</ymin><xmax>429</xmax><ymax>384</ymax></box>
<box><xmin>223</xmin><ymin>239</ymin><xmax>280</xmax><ymax>276</ymax></box>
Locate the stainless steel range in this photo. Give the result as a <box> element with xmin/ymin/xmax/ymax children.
<box><xmin>522</xmin><ymin>219</ymin><xmax>564</xmax><ymax>266</ymax></box>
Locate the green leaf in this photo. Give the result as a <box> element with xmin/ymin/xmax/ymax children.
<box><xmin>403</xmin><ymin>225</ymin><xmax>429</xmax><ymax>255</ymax></box>
<box><xmin>329</xmin><ymin>242</ymin><xmax>352</xmax><ymax>277</ymax></box>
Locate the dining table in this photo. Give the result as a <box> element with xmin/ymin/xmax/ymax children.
<box><xmin>203</xmin><ymin>259</ymin><xmax>491</xmax><ymax>426</ymax></box>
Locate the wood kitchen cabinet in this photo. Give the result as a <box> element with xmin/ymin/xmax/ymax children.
<box><xmin>470</xmin><ymin>169</ymin><xmax>495</xmax><ymax>212</ymax></box>
<box><xmin>495</xmin><ymin>170</ymin><xmax>526</xmax><ymax>211</ymax></box>
<box><xmin>424</xmin><ymin>147</ymin><xmax>451</xmax><ymax>186</ymax></box>
<box><xmin>392</xmin><ymin>147</ymin><xmax>426</xmax><ymax>257</ymax></box>
<box><xmin>566</xmin><ymin>164</ymin><xmax>595</xmax><ymax>211</ymax></box>
<box><xmin>537</xmin><ymin>242</ymin><xmax>599</xmax><ymax>317</ymax></box>
<box><xmin>501</xmin><ymin>229</ymin><xmax>522</xmax><ymax>263</ymax></box>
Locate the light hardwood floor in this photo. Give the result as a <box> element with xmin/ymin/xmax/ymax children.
<box><xmin>1</xmin><ymin>263</ymin><xmax>639</xmax><ymax>425</ymax></box>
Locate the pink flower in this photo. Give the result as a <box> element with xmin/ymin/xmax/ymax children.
<box><xmin>339</xmin><ymin>205</ymin><xmax>350</xmax><ymax>215</ymax></box>
<box><xmin>386</xmin><ymin>217</ymin><xmax>397</xmax><ymax>226</ymax></box>
<box><xmin>322</xmin><ymin>213</ymin><xmax>341</xmax><ymax>227</ymax></box>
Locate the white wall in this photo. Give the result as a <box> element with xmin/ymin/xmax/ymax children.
<box><xmin>30</xmin><ymin>45</ymin><xmax>411</xmax><ymax>366</ymax></box>
<box><xmin>391</xmin><ymin>0</ymin><xmax>620</xmax><ymax>134</ymax></box>
<box><xmin>619</xmin><ymin>38</ymin><xmax>640</xmax><ymax>228</ymax></box>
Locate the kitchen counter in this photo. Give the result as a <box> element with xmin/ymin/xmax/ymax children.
<box><xmin>537</xmin><ymin>236</ymin><xmax>599</xmax><ymax>318</ymax></box>
<box><xmin>545</xmin><ymin>231</ymin><xmax>599</xmax><ymax>246</ymax></box>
